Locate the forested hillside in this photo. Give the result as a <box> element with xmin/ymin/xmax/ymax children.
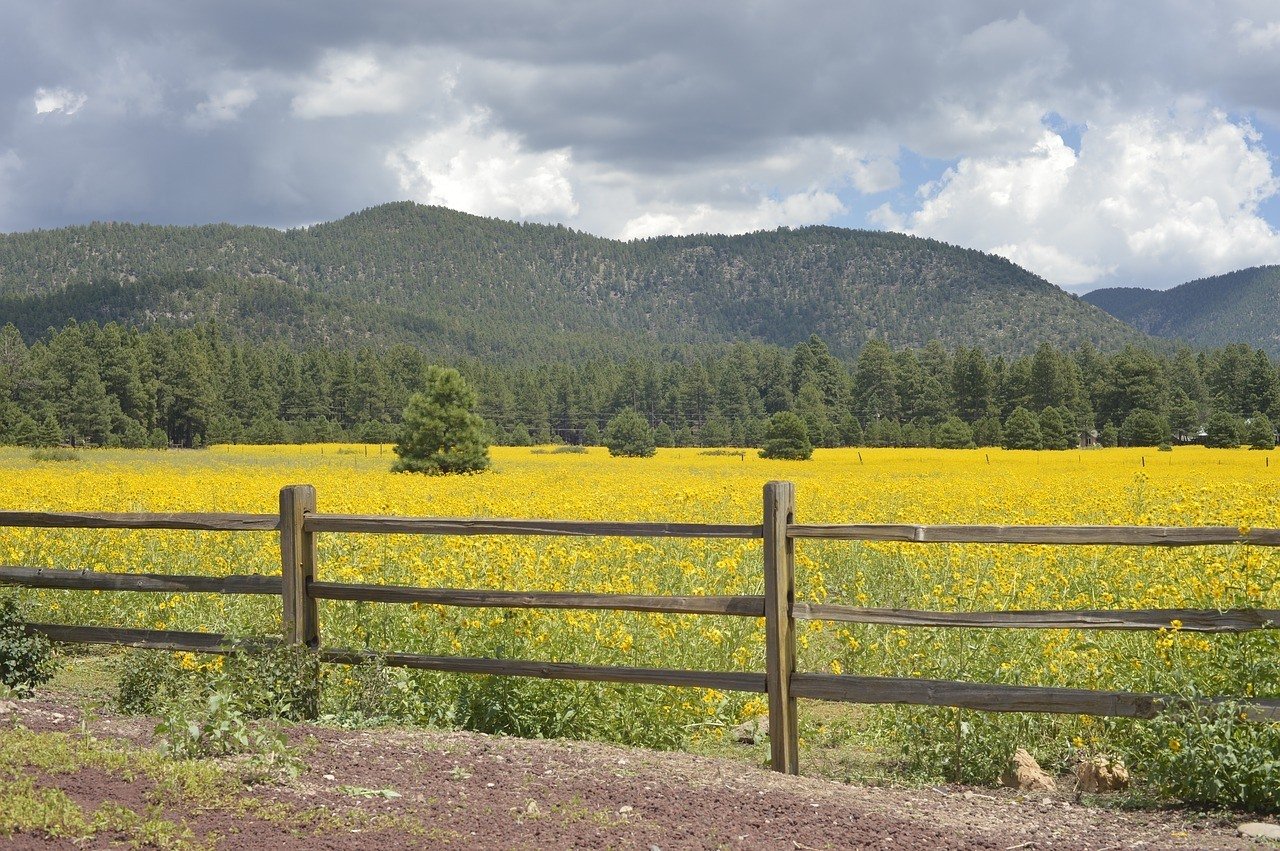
<box><xmin>0</xmin><ymin>203</ymin><xmax>1141</xmax><ymax>359</ymax></box>
<box><xmin>1085</xmin><ymin>265</ymin><xmax>1280</xmax><ymax>356</ymax></box>
<box><xmin>2</xmin><ymin>320</ymin><xmax>1275</xmax><ymax>452</ymax></box>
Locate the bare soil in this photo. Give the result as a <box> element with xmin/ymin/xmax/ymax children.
<box><xmin>2</xmin><ymin>695</ymin><xmax>1271</xmax><ymax>850</ymax></box>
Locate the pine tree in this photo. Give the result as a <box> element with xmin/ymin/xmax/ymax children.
<box><xmin>392</xmin><ymin>367</ymin><xmax>490</xmax><ymax>474</ymax></box>
<box><xmin>1002</xmin><ymin>406</ymin><xmax>1042</xmax><ymax>449</ymax></box>
<box><xmin>759</xmin><ymin>411</ymin><xmax>813</xmax><ymax>460</ymax></box>
<box><xmin>602</xmin><ymin>409</ymin><xmax>656</xmax><ymax>457</ymax></box>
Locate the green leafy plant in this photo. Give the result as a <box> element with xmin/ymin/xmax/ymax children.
<box><xmin>114</xmin><ymin>651</ymin><xmax>188</xmax><ymax>715</ymax></box>
<box><xmin>1139</xmin><ymin>690</ymin><xmax>1280</xmax><ymax>813</ymax></box>
<box><xmin>154</xmin><ymin>687</ymin><xmax>298</xmax><ymax>778</ymax></box>
<box><xmin>0</xmin><ymin>595</ymin><xmax>57</xmax><ymax>697</ymax></box>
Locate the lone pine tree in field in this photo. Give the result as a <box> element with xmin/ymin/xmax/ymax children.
<box><xmin>602</xmin><ymin>408</ymin><xmax>656</xmax><ymax>457</ymax></box>
<box><xmin>759</xmin><ymin>411</ymin><xmax>813</xmax><ymax>460</ymax></box>
<box><xmin>392</xmin><ymin>367</ymin><xmax>490</xmax><ymax>474</ymax></box>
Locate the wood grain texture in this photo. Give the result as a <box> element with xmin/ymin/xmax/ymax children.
<box><xmin>793</xmin><ymin>604</ymin><xmax>1280</xmax><ymax>632</ymax></box>
<box><xmin>0</xmin><ymin>567</ymin><xmax>281</xmax><ymax>595</ymax></box>
<box><xmin>788</xmin><ymin>523</ymin><xmax>1280</xmax><ymax>546</ymax></box>
<box><xmin>280</xmin><ymin>485</ymin><xmax>319</xmax><ymax>648</ymax></box>
<box><xmin>319</xmin><ymin>648</ymin><xmax>766</xmax><ymax>692</ymax></box>
<box><xmin>24</xmin><ymin>622</ymin><xmax>239</xmax><ymax>653</ymax></box>
<box><xmin>308</xmin><ymin>582</ymin><xmax>765</xmax><ymax>616</ymax></box>
<box><xmin>764</xmin><ymin>481</ymin><xmax>798</xmax><ymax>775</ymax></box>
<box><xmin>305</xmin><ymin>514</ymin><xmax>762</xmax><ymax>539</ymax></box>
<box><xmin>0</xmin><ymin>511</ymin><xmax>278</xmax><ymax>531</ymax></box>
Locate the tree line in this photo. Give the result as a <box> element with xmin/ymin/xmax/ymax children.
<box><xmin>0</xmin><ymin>320</ymin><xmax>1276</xmax><ymax>451</ymax></box>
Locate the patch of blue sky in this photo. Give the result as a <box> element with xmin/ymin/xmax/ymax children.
<box><xmin>1040</xmin><ymin>111</ymin><xmax>1084</xmax><ymax>153</ymax></box>
<box><xmin>829</xmin><ymin>148</ymin><xmax>957</xmax><ymax>232</ymax></box>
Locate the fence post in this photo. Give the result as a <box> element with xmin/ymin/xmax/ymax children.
<box><xmin>763</xmin><ymin>480</ymin><xmax>798</xmax><ymax>774</ymax></box>
<box><xmin>280</xmin><ymin>484</ymin><xmax>319</xmax><ymax>648</ymax></box>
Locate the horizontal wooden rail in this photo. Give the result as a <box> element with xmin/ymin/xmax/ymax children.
<box><xmin>25</xmin><ymin>623</ymin><xmax>244</xmax><ymax>654</ymax></box>
<box><xmin>789</xmin><ymin>523</ymin><xmax>1280</xmax><ymax>546</ymax></box>
<box><xmin>0</xmin><ymin>510</ymin><xmax>279</xmax><ymax>532</ymax></box>
<box><xmin>309</xmin><ymin>581</ymin><xmax>764</xmax><ymax>616</ymax></box>
<box><xmin>791</xmin><ymin>673</ymin><xmax>1280</xmax><ymax>722</ymax></box>
<box><xmin>305</xmin><ymin>514</ymin><xmax>762</xmax><ymax>539</ymax></box>
<box><xmin>320</xmin><ymin>647</ymin><xmax>766</xmax><ymax>692</ymax></box>
<box><xmin>794</xmin><ymin>603</ymin><xmax>1280</xmax><ymax>632</ymax></box>
<box><xmin>1</xmin><ymin>567</ymin><xmax>281</xmax><ymax>595</ymax></box>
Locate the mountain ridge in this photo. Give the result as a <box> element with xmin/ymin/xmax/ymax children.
<box><xmin>1084</xmin><ymin>265</ymin><xmax>1280</xmax><ymax>356</ymax></box>
<box><xmin>0</xmin><ymin>202</ymin><xmax>1144</xmax><ymax>359</ymax></box>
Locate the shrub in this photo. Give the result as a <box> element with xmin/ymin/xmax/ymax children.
<box><xmin>0</xmin><ymin>595</ymin><xmax>57</xmax><ymax>697</ymax></box>
<box><xmin>760</xmin><ymin>411</ymin><xmax>813</xmax><ymax>460</ymax></box>
<box><xmin>28</xmin><ymin>448</ymin><xmax>79</xmax><ymax>462</ymax></box>
<box><xmin>602</xmin><ymin>409</ymin><xmax>656</xmax><ymax>457</ymax></box>
<box><xmin>1140</xmin><ymin>689</ymin><xmax>1280</xmax><ymax>813</ymax></box>
<box><xmin>392</xmin><ymin>366</ymin><xmax>490</xmax><ymax>474</ymax></box>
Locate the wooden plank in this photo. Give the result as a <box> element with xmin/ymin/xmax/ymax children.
<box><xmin>24</xmin><ymin>622</ymin><xmax>239</xmax><ymax>653</ymax></box>
<box><xmin>319</xmin><ymin>648</ymin><xmax>766</xmax><ymax>692</ymax></box>
<box><xmin>790</xmin><ymin>673</ymin><xmax>1280</xmax><ymax>722</ymax></box>
<box><xmin>788</xmin><ymin>523</ymin><xmax>1280</xmax><ymax>546</ymax></box>
<box><xmin>280</xmin><ymin>485</ymin><xmax>319</xmax><ymax>648</ymax></box>
<box><xmin>309</xmin><ymin>582</ymin><xmax>765</xmax><ymax>616</ymax></box>
<box><xmin>0</xmin><ymin>511</ymin><xmax>279</xmax><ymax>531</ymax></box>
<box><xmin>305</xmin><ymin>514</ymin><xmax>762</xmax><ymax>539</ymax></box>
<box><xmin>793</xmin><ymin>604</ymin><xmax>1280</xmax><ymax>632</ymax></box>
<box><xmin>763</xmin><ymin>481</ymin><xmax>798</xmax><ymax>775</ymax></box>
<box><xmin>0</xmin><ymin>566</ymin><xmax>281</xmax><ymax>595</ymax></box>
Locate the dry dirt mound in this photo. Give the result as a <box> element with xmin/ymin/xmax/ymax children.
<box><xmin>1</xmin><ymin>697</ymin><xmax>1262</xmax><ymax>850</ymax></box>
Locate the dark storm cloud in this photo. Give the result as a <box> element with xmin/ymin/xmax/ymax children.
<box><xmin>0</xmin><ymin>0</ymin><xmax>1278</xmax><ymax>295</ymax></box>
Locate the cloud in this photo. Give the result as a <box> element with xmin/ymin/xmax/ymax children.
<box><xmin>291</xmin><ymin>50</ymin><xmax>418</xmax><ymax>119</ymax></box>
<box><xmin>388</xmin><ymin>111</ymin><xmax>579</xmax><ymax>221</ymax></box>
<box><xmin>881</xmin><ymin>111</ymin><xmax>1280</xmax><ymax>289</ymax></box>
<box><xmin>2</xmin><ymin>1</ymin><xmax>1280</xmax><ymax>291</ymax></box>
<box><xmin>188</xmin><ymin>85</ymin><xmax>257</xmax><ymax>127</ymax></box>
<box><xmin>33</xmin><ymin>87</ymin><xmax>86</xmax><ymax>116</ymax></box>
<box><xmin>620</xmin><ymin>190</ymin><xmax>846</xmax><ymax>240</ymax></box>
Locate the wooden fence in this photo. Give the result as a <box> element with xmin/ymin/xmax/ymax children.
<box><xmin>3</xmin><ymin>481</ymin><xmax>1279</xmax><ymax>776</ymax></box>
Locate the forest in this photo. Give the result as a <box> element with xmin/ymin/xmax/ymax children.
<box><xmin>1</xmin><ymin>319</ymin><xmax>1276</xmax><ymax>452</ymax></box>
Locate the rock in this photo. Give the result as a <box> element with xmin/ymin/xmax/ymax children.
<box><xmin>0</xmin><ymin>701</ymin><xmax>16</xmax><ymax>715</ymax></box>
<box><xmin>1239</xmin><ymin>822</ymin><xmax>1280</xmax><ymax>840</ymax></box>
<box><xmin>1074</xmin><ymin>755</ymin><xmax>1130</xmax><ymax>792</ymax></box>
<box><xmin>732</xmin><ymin>715</ymin><xmax>769</xmax><ymax>745</ymax></box>
<box><xmin>1000</xmin><ymin>748</ymin><xmax>1056</xmax><ymax>792</ymax></box>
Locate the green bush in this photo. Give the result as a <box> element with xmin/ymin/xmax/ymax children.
<box><xmin>1140</xmin><ymin>690</ymin><xmax>1280</xmax><ymax>813</ymax></box>
<box><xmin>759</xmin><ymin>411</ymin><xmax>812</xmax><ymax>460</ymax></box>
<box><xmin>0</xmin><ymin>596</ymin><xmax>57</xmax><ymax>697</ymax></box>
<box><xmin>28</xmin><ymin>448</ymin><xmax>79</xmax><ymax>462</ymax></box>
<box><xmin>602</xmin><ymin>409</ymin><xmax>656</xmax><ymax>457</ymax></box>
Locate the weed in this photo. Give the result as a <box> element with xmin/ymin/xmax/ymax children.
<box><xmin>0</xmin><ymin>594</ymin><xmax>57</xmax><ymax>696</ymax></box>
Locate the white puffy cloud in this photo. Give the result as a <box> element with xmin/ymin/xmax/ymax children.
<box><xmin>387</xmin><ymin>111</ymin><xmax>579</xmax><ymax>221</ymax></box>
<box><xmin>620</xmin><ymin>190</ymin><xmax>846</xmax><ymax>240</ymax></box>
<box><xmin>33</xmin><ymin>87</ymin><xmax>86</xmax><ymax>116</ymax></box>
<box><xmin>879</xmin><ymin>111</ymin><xmax>1280</xmax><ymax>289</ymax></box>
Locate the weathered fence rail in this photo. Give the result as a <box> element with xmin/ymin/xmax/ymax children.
<box><xmin>2</xmin><ymin>480</ymin><xmax>1278</xmax><ymax>775</ymax></box>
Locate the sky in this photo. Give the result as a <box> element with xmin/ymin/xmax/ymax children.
<box><xmin>4</xmin><ymin>2</ymin><xmax>1280</xmax><ymax>293</ymax></box>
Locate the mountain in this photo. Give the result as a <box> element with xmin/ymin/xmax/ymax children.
<box><xmin>0</xmin><ymin>202</ymin><xmax>1143</xmax><ymax>359</ymax></box>
<box><xmin>1084</xmin><ymin>265</ymin><xmax>1280</xmax><ymax>356</ymax></box>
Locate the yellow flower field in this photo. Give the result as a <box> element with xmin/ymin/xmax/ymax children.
<box><xmin>1</xmin><ymin>444</ymin><xmax>1277</xmax><ymax>766</ymax></box>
